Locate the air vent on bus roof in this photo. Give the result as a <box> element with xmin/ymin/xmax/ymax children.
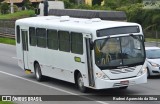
<box><xmin>91</xmin><ymin>18</ymin><xmax>101</xmax><ymax>22</ymax></box>
<box><xmin>85</xmin><ymin>18</ymin><xmax>101</xmax><ymax>24</ymax></box>
<box><xmin>60</xmin><ymin>16</ymin><xmax>70</xmax><ymax>22</ymax></box>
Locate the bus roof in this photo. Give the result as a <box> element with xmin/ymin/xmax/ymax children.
<box><xmin>16</xmin><ymin>16</ymin><xmax>140</xmax><ymax>34</ymax></box>
<box><xmin>48</xmin><ymin>9</ymin><xmax>127</xmax><ymax>21</ymax></box>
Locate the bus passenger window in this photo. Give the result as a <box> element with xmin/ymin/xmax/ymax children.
<box><xmin>16</xmin><ymin>25</ymin><xmax>20</xmax><ymax>43</ymax></box>
<box><xmin>47</xmin><ymin>29</ymin><xmax>58</xmax><ymax>50</ymax></box>
<box><xmin>71</xmin><ymin>32</ymin><xmax>83</xmax><ymax>54</ymax></box>
<box><xmin>36</xmin><ymin>28</ymin><xmax>46</xmax><ymax>48</ymax></box>
<box><xmin>58</xmin><ymin>31</ymin><xmax>70</xmax><ymax>52</ymax></box>
<box><xmin>29</xmin><ymin>27</ymin><xmax>36</xmax><ymax>46</ymax></box>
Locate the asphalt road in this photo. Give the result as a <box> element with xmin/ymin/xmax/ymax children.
<box><xmin>0</xmin><ymin>43</ymin><xmax>160</xmax><ymax>104</ymax></box>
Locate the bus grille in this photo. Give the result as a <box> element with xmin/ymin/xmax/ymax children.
<box><xmin>113</xmin><ymin>81</ymin><xmax>135</xmax><ymax>88</ymax></box>
<box><xmin>110</xmin><ymin>67</ymin><xmax>135</xmax><ymax>74</ymax></box>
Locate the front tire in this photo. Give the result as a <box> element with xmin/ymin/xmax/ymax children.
<box><xmin>119</xmin><ymin>86</ymin><xmax>128</xmax><ymax>89</ymax></box>
<box><xmin>76</xmin><ymin>73</ymin><xmax>87</xmax><ymax>93</ymax></box>
<box><xmin>34</xmin><ymin>63</ymin><xmax>44</xmax><ymax>81</ymax></box>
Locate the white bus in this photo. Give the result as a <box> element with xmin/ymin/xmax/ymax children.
<box><xmin>15</xmin><ymin>16</ymin><xmax>147</xmax><ymax>92</ymax></box>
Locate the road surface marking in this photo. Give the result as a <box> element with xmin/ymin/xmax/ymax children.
<box><xmin>12</xmin><ymin>57</ymin><xmax>17</xmax><ymax>59</ymax></box>
<box><xmin>0</xmin><ymin>70</ymin><xmax>109</xmax><ymax>104</ymax></box>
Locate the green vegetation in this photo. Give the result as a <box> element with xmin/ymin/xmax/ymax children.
<box><xmin>0</xmin><ymin>37</ymin><xmax>15</xmax><ymax>45</ymax></box>
<box><xmin>0</xmin><ymin>2</ymin><xmax>10</xmax><ymax>14</ymax></box>
<box><xmin>0</xmin><ymin>98</ymin><xmax>14</xmax><ymax>104</ymax></box>
<box><xmin>62</xmin><ymin>0</ymin><xmax>160</xmax><ymax>39</ymax></box>
<box><xmin>92</xmin><ymin>0</ymin><xmax>103</xmax><ymax>6</ymax></box>
<box><xmin>0</xmin><ymin>0</ymin><xmax>158</xmax><ymax>44</ymax></box>
<box><xmin>145</xmin><ymin>38</ymin><xmax>160</xmax><ymax>42</ymax></box>
<box><xmin>0</xmin><ymin>101</ymin><xmax>14</xmax><ymax>104</ymax></box>
<box><xmin>23</xmin><ymin>0</ymin><xmax>33</xmax><ymax>10</ymax></box>
<box><xmin>0</xmin><ymin>10</ymin><xmax>35</xmax><ymax>19</ymax></box>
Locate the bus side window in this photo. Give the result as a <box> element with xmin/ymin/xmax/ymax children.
<box><xmin>36</xmin><ymin>28</ymin><xmax>46</xmax><ymax>48</ymax></box>
<box><xmin>16</xmin><ymin>25</ymin><xmax>20</xmax><ymax>43</ymax></box>
<box><xmin>29</xmin><ymin>27</ymin><xmax>36</xmax><ymax>46</ymax></box>
<box><xmin>58</xmin><ymin>31</ymin><xmax>70</xmax><ymax>52</ymax></box>
<box><xmin>47</xmin><ymin>29</ymin><xmax>58</xmax><ymax>50</ymax></box>
<box><xmin>71</xmin><ymin>32</ymin><xmax>83</xmax><ymax>54</ymax></box>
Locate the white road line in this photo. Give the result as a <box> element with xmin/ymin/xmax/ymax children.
<box><xmin>0</xmin><ymin>70</ymin><xmax>109</xmax><ymax>104</ymax></box>
<box><xmin>0</xmin><ymin>43</ymin><xmax>15</xmax><ymax>47</ymax></box>
<box><xmin>12</xmin><ymin>57</ymin><xmax>18</xmax><ymax>59</ymax></box>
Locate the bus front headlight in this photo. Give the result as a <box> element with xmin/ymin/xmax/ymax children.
<box><xmin>137</xmin><ymin>67</ymin><xmax>147</xmax><ymax>77</ymax></box>
<box><xmin>95</xmin><ymin>72</ymin><xmax>109</xmax><ymax>80</ymax></box>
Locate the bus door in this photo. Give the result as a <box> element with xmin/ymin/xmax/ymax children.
<box><xmin>85</xmin><ymin>35</ymin><xmax>95</xmax><ymax>87</ymax></box>
<box><xmin>21</xmin><ymin>30</ymin><xmax>29</xmax><ymax>70</ymax></box>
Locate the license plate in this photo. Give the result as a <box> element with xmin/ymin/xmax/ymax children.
<box><xmin>120</xmin><ymin>80</ymin><xmax>129</xmax><ymax>85</ymax></box>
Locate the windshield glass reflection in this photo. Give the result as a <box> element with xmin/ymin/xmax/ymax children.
<box><xmin>95</xmin><ymin>35</ymin><xmax>145</xmax><ymax>69</ymax></box>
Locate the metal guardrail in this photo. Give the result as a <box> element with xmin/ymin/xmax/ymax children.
<box><xmin>0</xmin><ymin>33</ymin><xmax>15</xmax><ymax>39</ymax></box>
<box><xmin>145</xmin><ymin>42</ymin><xmax>160</xmax><ymax>47</ymax></box>
<box><xmin>0</xmin><ymin>19</ymin><xmax>15</xmax><ymax>39</ymax></box>
<box><xmin>0</xmin><ymin>27</ymin><xmax>15</xmax><ymax>35</ymax></box>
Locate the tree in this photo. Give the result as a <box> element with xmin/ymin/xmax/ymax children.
<box><xmin>0</xmin><ymin>2</ymin><xmax>9</xmax><ymax>14</ymax></box>
<box><xmin>92</xmin><ymin>0</ymin><xmax>103</xmax><ymax>6</ymax></box>
<box><xmin>62</xmin><ymin>0</ymin><xmax>74</xmax><ymax>8</ymax></box>
<box><xmin>70</xmin><ymin>0</ymin><xmax>76</xmax><ymax>4</ymax></box>
<box><xmin>104</xmin><ymin>0</ymin><xmax>118</xmax><ymax>9</ymax></box>
<box><xmin>22</xmin><ymin>0</ymin><xmax>32</xmax><ymax>10</ymax></box>
<box><xmin>13</xmin><ymin>5</ymin><xmax>19</xmax><ymax>12</ymax></box>
<box><xmin>103</xmin><ymin>0</ymin><xmax>142</xmax><ymax>9</ymax></box>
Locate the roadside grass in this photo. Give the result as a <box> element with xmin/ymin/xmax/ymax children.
<box><xmin>0</xmin><ymin>101</ymin><xmax>15</xmax><ymax>104</ymax></box>
<box><xmin>0</xmin><ymin>98</ymin><xmax>15</xmax><ymax>104</ymax></box>
<box><xmin>145</xmin><ymin>38</ymin><xmax>160</xmax><ymax>42</ymax></box>
<box><xmin>0</xmin><ymin>10</ymin><xmax>35</xmax><ymax>20</ymax></box>
<box><xmin>0</xmin><ymin>37</ymin><xmax>15</xmax><ymax>45</ymax></box>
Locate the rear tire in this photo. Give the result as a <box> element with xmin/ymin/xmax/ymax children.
<box><xmin>119</xmin><ymin>86</ymin><xmax>128</xmax><ymax>89</ymax></box>
<box><xmin>76</xmin><ymin>73</ymin><xmax>87</xmax><ymax>93</ymax></box>
<box><xmin>34</xmin><ymin>63</ymin><xmax>44</xmax><ymax>81</ymax></box>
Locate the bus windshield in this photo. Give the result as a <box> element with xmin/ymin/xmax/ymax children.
<box><xmin>94</xmin><ymin>35</ymin><xmax>145</xmax><ymax>70</ymax></box>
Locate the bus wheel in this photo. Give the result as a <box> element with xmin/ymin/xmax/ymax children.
<box><xmin>77</xmin><ymin>73</ymin><xmax>87</xmax><ymax>93</ymax></box>
<box><xmin>34</xmin><ymin>63</ymin><xmax>44</xmax><ymax>81</ymax></box>
<box><xmin>119</xmin><ymin>86</ymin><xmax>128</xmax><ymax>89</ymax></box>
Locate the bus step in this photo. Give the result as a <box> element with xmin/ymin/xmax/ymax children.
<box><xmin>25</xmin><ymin>70</ymin><xmax>32</xmax><ymax>74</ymax></box>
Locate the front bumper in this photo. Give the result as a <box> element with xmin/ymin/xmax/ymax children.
<box><xmin>94</xmin><ymin>72</ymin><xmax>147</xmax><ymax>89</ymax></box>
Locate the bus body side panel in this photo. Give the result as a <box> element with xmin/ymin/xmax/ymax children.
<box><xmin>28</xmin><ymin>47</ymin><xmax>85</xmax><ymax>83</ymax></box>
<box><xmin>28</xmin><ymin>34</ymin><xmax>89</xmax><ymax>84</ymax></box>
<box><xmin>16</xmin><ymin>40</ymin><xmax>24</xmax><ymax>70</ymax></box>
<box><xmin>41</xmin><ymin>36</ymin><xmax>88</xmax><ymax>84</ymax></box>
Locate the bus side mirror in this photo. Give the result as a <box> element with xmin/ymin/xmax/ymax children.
<box><xmin>35</xmin><ymin>8</ymin><xmax>40</xmax><ymax>15</ymax></box>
